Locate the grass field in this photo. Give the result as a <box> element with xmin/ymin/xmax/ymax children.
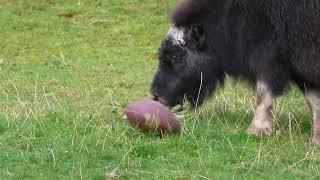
<box><xmin>1</xmin><ymin>0</ymin><xmax>320</xmax><ymax>179</ymax></box>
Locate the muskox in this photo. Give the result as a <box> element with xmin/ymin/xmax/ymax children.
<box><xmin>151</xmin><ymin>0</ymin><xmax>320</xmax><ymax>144</ymax></box>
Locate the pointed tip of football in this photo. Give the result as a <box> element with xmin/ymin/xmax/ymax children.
<box><xmin>124</xmin><ymin>100</ymin><xmax>180</xmax><ymax>133</ymax></box>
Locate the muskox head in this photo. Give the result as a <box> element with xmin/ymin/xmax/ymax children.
<box><xmin>151</xmin><ymin>25</ymin><xmax>224</xmax><ymax>109</ymax></box>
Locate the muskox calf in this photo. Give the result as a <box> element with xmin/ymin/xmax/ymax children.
<box><xmin>151</xmin><ymin>0</ymin><xmax>320</xmax><ymax>145</ymax></box>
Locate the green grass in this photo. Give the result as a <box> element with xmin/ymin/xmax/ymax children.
<box><xmin>0</xmin><ymin>0</ymin><xmax>320</xmax><ymax>179</ymax></box>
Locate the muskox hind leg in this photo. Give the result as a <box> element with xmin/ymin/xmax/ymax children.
<box><xmin>305</xmin><ymin>90</ymin><xmax>320</xmax><ymax>145</ymax></box>
<box><xmin>247</xmin><ymin>81</ymin><xmax>275</xmax><ymax>136</ymax></box>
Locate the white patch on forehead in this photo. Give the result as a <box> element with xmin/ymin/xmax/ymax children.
<box><xmin>167</xmin><ymin>26</ymin><xmax>186</xmax><ymax>45</ymax></box>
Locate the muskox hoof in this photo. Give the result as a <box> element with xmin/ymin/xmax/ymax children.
<box><xmin>311</xmin><ymin>137</ymin><xmax>320</xmax><ymax>146</ymax></box>
<box><xmin>246</xmin><ymin>123</ymin><xmax>273</xmax><ymax>136</ymax></box>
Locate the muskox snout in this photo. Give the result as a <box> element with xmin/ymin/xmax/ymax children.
<box><xmin>151</xmin><ymin>91</ymin><xmax>159</xmax><ymax>101</ymax></box>
<box><xmin>151</xmin><ymin>91</ymin><xmax>169</xmax><ymax>107</ymax></box>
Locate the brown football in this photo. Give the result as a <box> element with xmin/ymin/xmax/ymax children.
<box><xmin>124</xmin><ymin>100</ymin><xmax>180</xmax><ymax>133</ymax></box>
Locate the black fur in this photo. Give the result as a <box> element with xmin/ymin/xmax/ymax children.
<box><xmin>151</xmin><ymin>0</ymin><xmax>320</xmax><ymax>108</ymax></box>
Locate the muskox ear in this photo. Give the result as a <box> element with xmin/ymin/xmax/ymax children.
<box><xmin>172</xmin><ymin>0</ymin><xmax>207</xmax><ymax>27</ymax></box>
<box><xmin>186</xmin><ymin>25</ymin><xmax>206</xmax><ymax>51</ymax></box>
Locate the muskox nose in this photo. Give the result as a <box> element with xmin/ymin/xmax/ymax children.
<box><xmin>151</xmin><ymin>91</ymin><xmax>169</xmax><ymax>106</ymax></box>
<box><xmin>152</xmin><ymin>92</ymin><xmax>159</xmax><ymax>101</ymax></box>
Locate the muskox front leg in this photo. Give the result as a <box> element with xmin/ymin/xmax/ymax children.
<box><xmin>247</xmin><ymin>81</ymin><xmax>275</xmax><ymax>136</ymax></box>
<box><xmin>305</xmin><ymin>90</ymin><xmax>320</xmax><ymax>145</ymax></box>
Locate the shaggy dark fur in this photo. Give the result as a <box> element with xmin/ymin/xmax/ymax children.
<box><xmin>151</xmin><ymin>0</ymin><xmax>320</xmax><ymax>108</ymax></box>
